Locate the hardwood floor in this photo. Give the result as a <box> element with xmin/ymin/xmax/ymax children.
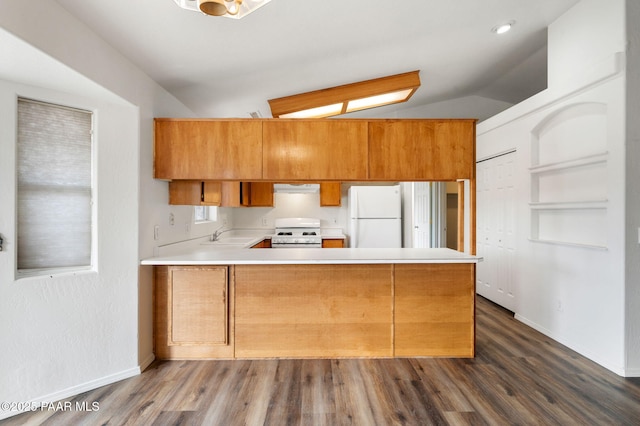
<box><xmin>4</xmin><ymin>296</ymin><xmax>640</xmax><ymax>425</ymax></box>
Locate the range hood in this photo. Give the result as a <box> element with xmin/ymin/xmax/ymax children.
<box><xmin>273</xmin><ymin>183</ymin><xmax>320</xmax><ymax>193</ymax></box>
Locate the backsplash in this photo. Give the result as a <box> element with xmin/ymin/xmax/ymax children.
<box><xmin>229</xmin><ymin>192</ymin><xmax>348</xmax><ymax>232</ymax></box>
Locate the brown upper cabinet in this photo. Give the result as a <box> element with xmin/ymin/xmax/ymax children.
<box><xmin>262</xmin><ymin>120</ymin><xmax>368</xmax><ymax>181</ymax></box>
<box><xmin>240</xmin><ymin>182</ymin><xmax>274</xmax><ymax>207</ymax></box>
<box><xmin>155</xmin><ymin>119</ymin><xmax>263</xmax><ymax>180</ymax></box>
<box><xmin>368</xmin><ymin>119</ymin><xmax>476</xmax><ymax>181</ymax></box>
<box><xmin>169</xmin><ymin>180</ymin><xmax>273</xmax><ymax>207</ymax></box>
<box><xmin>319</xmin><ymin>182</ymin><xmax>342</xmax><ymax>206</ymax></box>
<box><xmin>154</xmin><ymin>118</ymin><xmax>476</xmax><ymax>182</ymax></box>
<box><xmin>169</xmin><ymin>180</ymin><xmax>221</xmax><ymax>206</ymax></box>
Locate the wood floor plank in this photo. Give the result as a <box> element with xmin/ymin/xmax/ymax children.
<box><xmin>224</xmin><ymin>359</ymin><xmax>278</xmax><ymax>425</ymax></box>
<box><xmin>262</xmin><ymin>357</ymin><xmax>303</xmax><ymax>425</ymax></box>
<box><xmin>372</xmin><ymin>359</ymin><xmax>449</xmax><ymax>425</ymax></box>
<box><xmin>301</xmin><ymin>359</ymin><xmax>335</xmax><ymax>418</ymax></box>
<box><xmin>331</xmin><ymin>359</ymin><xmax>378</xmax><ymax>425</ymax></box>
<box><xmin>198</xmin><ymin>360</ymin><xmax>253</xmax><ymax>425</ymax></box>
<box><xmin>4</xmin><ymin>296</ymin><xmax>640</xmax><ymax>425</ymax></box>
<box><xmin>414</xmin><ymin>358</ymin><xmax>476</xmax><ymax>412</ymax></box>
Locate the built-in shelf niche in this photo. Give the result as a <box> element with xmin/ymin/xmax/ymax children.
<box><xmin>530</xmin><ymin>102</ymin><xmax>608</xmax><ymax>248</ymax></box>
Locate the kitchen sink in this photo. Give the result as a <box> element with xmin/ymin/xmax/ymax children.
<box><xmin>201</xmin><ymin>237</ymin><xmax>257</xmax><ymax>246</ymax></box>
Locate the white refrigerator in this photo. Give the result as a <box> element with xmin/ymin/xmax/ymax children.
<box><xmin>349</xmin><ymin>185</ymin><xmax>402</xmax><ymax>248</ymax></box>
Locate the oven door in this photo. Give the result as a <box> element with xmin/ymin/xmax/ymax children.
<box><xmin>271</xmin><ymin>242</ymin><xmax>322</xmax><ymax>248</ymax></box>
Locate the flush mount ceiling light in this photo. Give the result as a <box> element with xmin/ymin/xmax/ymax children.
<box><xmin>492</xmin><ymin>20</ymin><xmax>515</xmax><ymax>34</ymax></box>
<box><xmin>173</xmin><ymin>0</ymin><xmax>272</xmax><ymax>19</ymax></box>
<box><xmin>268</xmin><ymin>71</ymin><xmax>421</xmax><ymax>119</ymax></box>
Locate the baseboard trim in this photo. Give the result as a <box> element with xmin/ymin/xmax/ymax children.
<box><xmin>0</xmin><ymin>366</ymin><xmax>141</xmax><ymax>421</ymax></box>
<box><xmin>514</xmin><ymin>313</ymin><xmax>627</xmax><ymax>377</ymax></box>
<box><xmin>622</xmin><ymin>367</ymin><xmax>640</xmax><ymax>378</ymax></box>
<box><xmin>140</xmin><ymin>352</ymin><xmax>156</xmax><ymax>372</ymax></box>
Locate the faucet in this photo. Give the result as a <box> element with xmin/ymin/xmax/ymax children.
<box><xmin>210</xmin><ymin>226</ymin><xmax>226</xmax><ymax>242</ymax></box>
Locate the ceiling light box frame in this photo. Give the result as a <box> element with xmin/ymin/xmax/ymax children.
<box><xmin>268</xmin><ymin>71</ymin><xmax>421</xmax><ymax>118</ymax></box>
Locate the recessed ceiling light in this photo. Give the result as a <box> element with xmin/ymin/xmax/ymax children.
<box><xmin>492</xmin><ymin>21</ymin><xmax>515</xmax><ymax>35</ymax></box>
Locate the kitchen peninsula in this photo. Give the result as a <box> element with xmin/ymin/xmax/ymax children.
<box><xmin>142</xmin><ymin>245</ymin><xmax>480</xmax><ymax>360</ymax></box>
<box><xmin>146</xmin><ymin>117</ymin><xmax>479</xmax><ymax>360</ymax></box>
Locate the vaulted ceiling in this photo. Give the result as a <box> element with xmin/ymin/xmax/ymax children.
<box><xmin>35</xmin><ymin>0</ymin><xmax>582</xmax><ymax>119</ymax></box>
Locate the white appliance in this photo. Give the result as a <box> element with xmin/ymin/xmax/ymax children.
<box><xmin>271</xmin><ymin>217</ymin><xmax>322</xmax><ymax>248</ymax></box>
<box><xmin>349</xmin><ymin>185</ymin><xmax>402</xmax><ymax>248</ymax></box>
<box><xmin>273</xmin><ymin>183</ymin><xmax>319</xmax><ymax>193</ymax></box>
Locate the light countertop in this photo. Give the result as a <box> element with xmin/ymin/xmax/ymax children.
<box><xmin>141</xmin><ymin>245</ymin><xmax>481</xmax><ymax>266</ymax></box>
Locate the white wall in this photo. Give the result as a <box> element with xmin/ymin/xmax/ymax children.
<box><xmin>477</xmin><ymin>0</ymin><xmax>636</xmax><ymax>375</ymax></box>
<box><xmin>624</xmin><ymin>0</ymin><xmax>640</xmax><ymax>374</ymax></box>
<box><xmin>0</xmin><ymin>77</ymin><xmax>141</xmax><ymax>414</ymax></box>
<box><xmin>0</xmin><ymin>1</ymin><xmax>198</xmax><ymax>419</ymax></box>
<box><xmin>230</xmin><ymin>190</ymin><xmax>349</xmax><ymax>234</ymax></box>
<box><xmin>548</xmin><ymin>0</ymin><xmax>625</xmax><ymax>89</ymax></box>
<box><xmin>347</xmin><ymin>94</ymin><xmax>514</xmax><ymax>122</ymax></box>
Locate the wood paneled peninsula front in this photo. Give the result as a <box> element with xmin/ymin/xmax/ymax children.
<box><xmin>142</xmin><ymin>248</ymin><xmax>480</xmax><ymax>360</ymax></box>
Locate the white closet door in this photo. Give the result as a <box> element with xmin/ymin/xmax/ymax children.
<box><xmin>476</xmin><ymin>152</ymin><xmax>516</xmax><ymax>311</ymax></box>
<box><xmin>412</xmin><ymin>182</ymin><xmax>431</xmax><ymax>248</ymax></box>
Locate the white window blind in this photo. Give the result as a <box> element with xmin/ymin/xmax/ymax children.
<box><xmin>17</xmin><ymin>98</ymin><xmax>93</xmax><ymax>272</ymax></box>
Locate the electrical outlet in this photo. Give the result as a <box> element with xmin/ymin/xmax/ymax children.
<box><xmin>154</xmin><ymin>225</ymin><xmax>160</xmax><ymax>241</ymax></box>
<box><xmin>262</xmin><ymin>217</ymin><xmax>268</xmax><ymax>227</ymax></box>
<box><xmin>169</xmin><ymin>213</ymin><xmax>175</xmax><ymax>226</ymax></box>
<box><xmin>222</xmin><ymin>216</ymin><xmax>228</xmax><ymax>226</ymax></box>
<box><xmin>185</xmin><ymin>222</ymin><xmax>191</xmax><ymax>234</ymax></box>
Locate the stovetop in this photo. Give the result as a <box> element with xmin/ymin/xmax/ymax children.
<box><xmin>272</xmin><ymin>217</ymin><xmax>322</xmax><ymax>246</ymax></box>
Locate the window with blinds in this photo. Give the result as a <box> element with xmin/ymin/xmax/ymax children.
<box><xmin>194</xmin><ymin>206</ymin><xmax>217</xmax><ymax>223</ymax></box>
<box><xmin>17</xmin><ymin>98</ymin><xmax>93</xmax><ymax>274</ymax></box>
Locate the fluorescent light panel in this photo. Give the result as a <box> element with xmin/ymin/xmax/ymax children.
<box><xmin>268</xmin><ymin>71</ymin><xmax>421</xmax><ymax>118</ymax></box>
<box><xmin>279</xmin><ymin>103</ymin><xmax>344</xmax><ymax>119</ymax></box>
<box><xmin>346</xmin><ymin>89</ymin><xmax>414</xmax><ymax>113</ymax></box>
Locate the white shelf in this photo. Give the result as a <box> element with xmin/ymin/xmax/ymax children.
<box><xmin>529</xmin><ymin>200</ymin><xmax>608</xmax><ymax>210</ymax></box>
<box><xmin>528</xmin><ymin>238</ymin><xmax>608</xmax><ymax>251</ymax></box>
<box><xmin>529</xmin><ymin>152</ymin><xmax>608</xmax><ymax>174</ymax></box>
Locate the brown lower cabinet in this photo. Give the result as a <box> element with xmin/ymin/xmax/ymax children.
<box><xmin>321</xmin><ymin>238</ymin><xmax>344</xmax><ymax>248</ymax></box>
<box><xmin>154</xmin><ymin>266</ymin><xmax>233</xmax><ymax>359</ymax></box>
<box><xmin>251</xmin><ymin>239</ymin><xmax>340</xmax><ymax>249</ymax></box>
<box><xmin>235</xmin><ymin>264</ymin><xmax>393</xmax><ymax>358</ymax></box>
<box><xmin>394</xmin><ymin>263</ymin><xmax>475</xmax><ymax>357</ymax></box>
<box><xmin>250</xmin><ymin>239</ymin><xmax>272</xmax><ymax>248</ymax></box>
<box><xmin>154</xmin><ymin>263</ymin><xmax>475</xmax><ymax>359</ymax></box>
